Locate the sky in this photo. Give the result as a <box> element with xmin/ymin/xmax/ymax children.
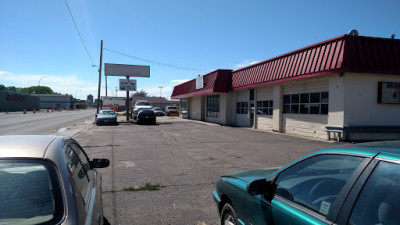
<box><xmin>1</xmin><ymin>0</ymin><xmax>399</xmax><ymax>100</ymax></box>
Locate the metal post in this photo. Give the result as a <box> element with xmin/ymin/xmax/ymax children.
<box><xmin>96</xmin><ymin>40</ymin><xmax>103</xmax><ymax>114</ymax></box>
<box><xmin>105</xmin><ymin>74</ymin><xmax>108</xmax><ymax>96</ymax></box>
<box><xmin>126</xmin><ymin>76</ymin><xmax>130</xmax><ymax>121</ymax></box>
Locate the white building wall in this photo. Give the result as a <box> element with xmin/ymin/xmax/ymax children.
<box><xmin>236</xmin><ymin>89</ymin><xmax>250</xmax><ymax>127</ymax></box>
<box><xmin>328</xmin><ymin>75</ymin><xmax>345</xmax><ymax>126</ymax></box>
<box><xmin>190</xmin><ymin>95</ymin><xmax>202</xmax><ymax>120</ymax></box>
<box><xmin>282</xmin><ymin>78</ymin><xmax>329</xmax><ymax>139</ymax></box>
<box><xmin>343</xmin><ymin>73</ymin><xmax>400</xmax><ymax>126</ymax></box>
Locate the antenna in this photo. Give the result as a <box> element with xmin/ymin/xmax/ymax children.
<box><xmin>349</xmin><ymin>29</ymin><xmax>359</xmax><ymax>36</ymax></box>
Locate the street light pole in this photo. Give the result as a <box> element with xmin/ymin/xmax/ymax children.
<box><xmin>159</xmin><ymin>86</ymin><xmax>163</xmax><ymax>107</ymax></box>
<box><xmin>38</xmin><ymin>76</ymin><xmax>48</xmax><ymax>95</ymax></box>
<box><xmin>74</xmin><ymin>90</ymin><xmax>81</xmax><ymax>109</ymax></box>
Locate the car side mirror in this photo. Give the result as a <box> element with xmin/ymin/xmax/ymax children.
<box><xmin>90</xmin><ymin>158</ymin><xmax>110</xmax><ymax>169</ymax></box>
<box><xmin>246</xmin><ymin>179</ymin><xmax>275</xmax><ymax>196</ymax></box>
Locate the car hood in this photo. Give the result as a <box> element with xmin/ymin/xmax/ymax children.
<box><xmin>222</xmin><ymin>168</ymin><xmax>279</xmax><ymax>183</ymax></box>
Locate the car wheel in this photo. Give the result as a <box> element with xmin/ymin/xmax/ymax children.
<box><xmin>221</xmin><ymin>203</ymin><xmax>238</xmax><ymax>225</ymax></box>
<box><xmin>103</xmin><ymin>217</ymin><xmax>111</xmax><ymax>225</ymax></box>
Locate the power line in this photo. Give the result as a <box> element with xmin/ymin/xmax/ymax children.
<box><xmin>64</xmin><ymin>0</ymin><xmax>95</xmax><ymax>65</ymax></box>
<box><xmin>103</xmin><ymin>48</ymin><xmax>206</xmax><ymax>72</ymax></box>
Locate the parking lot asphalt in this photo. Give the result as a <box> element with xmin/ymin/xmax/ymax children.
<box><xmin>72</xmin><ymin>116</ymin><xmax>343</xmax><ymax>225</ymax></box>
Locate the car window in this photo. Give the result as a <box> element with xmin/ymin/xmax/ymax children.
<box><xmin>0</xmin><ymin>160</ymin><xmax>63</xmax><ymax>224</ymax></box>
<box><xmin>348</xmin><ymin>161</ymin><xmax>400</xmax><ymax>225</ymax></box>
<box><xmin>70</xmin><ymin>143</ymin><xmax>91</xmax><ymax>172</ymax></box>
<box><xmin>274</xmin><ymin>154</ymin><xmax>364</xmax><ymax>216</ymax></box>
<box><xmin>65</xmin><ymin>146</ymin><xmax>90</xmax><ymax>205</ymax></box>
<box><xmin>136</xmin><ymin>102</ymin><xmax>150</xmax><ymax>106</ymax></box>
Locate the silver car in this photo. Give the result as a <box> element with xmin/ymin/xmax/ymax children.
<box><xmin>0</xmin><ymin>135</ymin><xmax>110</xmax><ymax>225</ymax></box>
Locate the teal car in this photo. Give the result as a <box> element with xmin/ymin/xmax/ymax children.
<box><xmin>96</xmin><ymin>109</ymin><xmax>118</xmax><ymax>125</ymax></box>
<box><xmin>213</xmin><ymin>141</ymin><xmax>400</xmax><ymax>225</ymax></box>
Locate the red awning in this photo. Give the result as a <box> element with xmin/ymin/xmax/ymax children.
<box><xmin>171</xmin><ymin>70</ymin><xmax>232</xmax><ymax>99</ymax></box>
<box><xmin>232</xmin><ymin>35</ymin><xmax>400</xmax><ymax>90</ymax></box>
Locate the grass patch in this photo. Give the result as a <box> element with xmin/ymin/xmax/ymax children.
<box><xmin>123</xmin><ymin>183</ymin><xmax>165</xmax><ymax>192</ymax></box>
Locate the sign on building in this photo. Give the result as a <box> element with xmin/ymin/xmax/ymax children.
<box><xmin>196</xmin><ymin>75</ymin><xmax>204</xmax><ymax>89</ymax></box>
<box><xmin>119</xmin><ymin>79</ymin><xmax>137</xmax><ymax>91</ymax></box>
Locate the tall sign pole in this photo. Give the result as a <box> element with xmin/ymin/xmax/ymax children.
<box><xmin>96</xmin><ymin>40</ymin><xmax>103</xmax><ymax>114</ymax></box>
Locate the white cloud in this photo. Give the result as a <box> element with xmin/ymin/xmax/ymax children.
<box><xmin>170</xmin><ymin>79</ymin><xmax>191</xmax><ymax>84</ymax></box>
<box><xmin>233</xmin><ymin>60</ymin><xmax>260</xmax><ymax>69</ymax></box>
<box><xmin>0</xmin><ymin>71</ymin><xmax>98</xmax><ymax>99</ymax></box>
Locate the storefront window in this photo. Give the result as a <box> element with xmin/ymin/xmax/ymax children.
<box><xmin>207</xmin><ymin>95</ymin><xmax>219</xmax><ymax>118</ymax></box>
<box><xmin>283</xmin><ymin>92</ymin><xmax>328</xmax><ymax>115</ymax></box>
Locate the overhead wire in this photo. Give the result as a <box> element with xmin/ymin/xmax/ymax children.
<box><xmin>103</xmin><ymin>48</ymin><xmax>207</xmax><ymax>73</ymax></box>
<box><xmin>64</xmin><ymin>0</ymin><xmax>96</xmax><ymax>66</ymax></box>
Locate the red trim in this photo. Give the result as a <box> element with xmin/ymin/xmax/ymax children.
<box><xmin>232</xmin><ymin>69</ymin><xmax>344</xmax><ymax>91</ymax></box>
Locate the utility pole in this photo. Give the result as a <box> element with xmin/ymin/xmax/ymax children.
<box><xmin>159</xmin><ymin>86</ymin><xmax>163</xmax><ymax>108</ymax></box>
<box><xmin>96</xmin><ymin>40</ymin><xmax>103</xmax><ymax>114</ymax></box>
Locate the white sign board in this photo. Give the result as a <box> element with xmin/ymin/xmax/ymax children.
<box><xmin>119</xmin><ymin>79</ymin><xmax>137</xmax><ymax>91</ymax></box>
<box><xmin>105</xmin><ymin>63</ymin><xmax>150</xmax><ymax>77</ymax></box>
<box><xmin>196</xmin><ymin>75</ymin><xmax>204</xmax><ymax>89</ymax></box>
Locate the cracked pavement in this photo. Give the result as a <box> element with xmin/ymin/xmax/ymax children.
<box><xmin>72</xmin><ymin>116</ymin><xmax>342</xmax><ymax>225</ymax></box>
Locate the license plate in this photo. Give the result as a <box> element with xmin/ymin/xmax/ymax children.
<box><xmin>145</xmin><ymin>116</ymin><xmax>149</xmax><ymax>119</ymax></box>
<box><xmin>104</xmin><ymin>120</ymin><xmax>109</xmax><ymax>122</ymax></box>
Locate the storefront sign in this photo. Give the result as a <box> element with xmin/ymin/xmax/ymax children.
<box><xmin>196</xmin><ymin>75</ymin><xmax>204</xmax><ymax>90</ymax></box>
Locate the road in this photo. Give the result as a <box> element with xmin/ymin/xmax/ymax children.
<box><xmin>0</xmin><ymin>109</ymin><xmax>96</xmax><ymax>135</ymax></box>
<box><xmin>71</xmin><ymin>116</ymin><xmax>342</xmax><ymax>225</ymax></box>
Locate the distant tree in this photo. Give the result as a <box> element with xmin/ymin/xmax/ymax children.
<box><xmin>132</xmin><ymin>89</ymin><xmax>148</xmax><ymax>97</ymax></box>
<box><xmin>19</xmin><ymin>86</ymin><xmax>54</xmax><ymax>94</ymax></box>
<box><xmin>8</xmin><ymin>86</ymin><xmax>17</xmax><ymax>92</ymax></box>
<box><xmin>0</xmin><ymin>84</ymin><xmax>5</xmax><ymax>90</ymax></box>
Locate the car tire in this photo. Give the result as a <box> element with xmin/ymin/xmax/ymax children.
<box><xmin>103</xmin><ymin>217</ymin><xmax>111</xmax><ymax>225</ymax></box>
<box><xmin>221</xmin><ymin>203</ymin><xmax>238</xmax><ymax>225</ymax></box>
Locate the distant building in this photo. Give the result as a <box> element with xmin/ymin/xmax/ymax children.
<box><xmin>101</xmin><ymin>96</ymin><xmax>179</xmax><ymax>110</ymax></box>
<box><xmin>131</xmin><ymin>96</ymin><xmax>179</xmax><ymax>110</ymax></box>
<box><xmin>86</xmin><ymin>94</ymin><xmax>94</xmax><ymax>108</ymax></box>
<box><xmin>33</xmin><ymin>94</ymin><xmax>73</xmax><ymax>109</ymax></box>
<box><xmin>0</xmin><ymin>90</ymin><xmax>39</xmax><ymax>112</ymax></box>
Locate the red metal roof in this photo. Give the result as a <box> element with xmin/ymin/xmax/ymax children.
<box><xmin>171</xmin><ymin>69</ymin><xmax>232</xmax><ymax>99</ymax></box>
<box><xmin>171</xmin><ymin>35</ymin><xmax>400</xmax><ymax>98</ymax></box>
<box><xmin>232</xmin><ymin>35</ymin><xmax>400</xmax><ymax>89</ymax></box>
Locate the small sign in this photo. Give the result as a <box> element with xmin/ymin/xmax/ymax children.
<box><xmin>119</xmin><ymin>79</ymin><xmax>137</xmax><ymax>91</ymax></box>
<box><xmin>196</xmin><ymin>75</ymin><xmax>204</xmax><ymax>90</ymax></box>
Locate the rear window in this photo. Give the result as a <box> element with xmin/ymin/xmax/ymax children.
<box><xmin>168</xmin><ymin>107</ymin><xmax>177</xmax><ymax>109</ymax></box>
<box><xmin>0</xmin><ymin>160</ymin><xmax>64</xmax><ymax>224</ymax></box>
<box><xmin>136</xmin><ymin>102</ymin><xmax>150</xmax><ymax>106</ymax></box>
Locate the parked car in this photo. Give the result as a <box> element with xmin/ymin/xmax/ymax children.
<box><xmin>152</xmin><ymin>107</ymin><xmax>165</xmax><ymax>116</ymax></box>
<box><xmin>0</xmin><ymin>135</ymin><xmax>110</xmax><ymax>225</ymax></box>
<box><xmin>165</xmin><ymin>106</ymin><xmax>179</xmax><ymax>116</ymax></box>
<box><xmin>131</xmin><ymin>101</ymin><xmax>152</xmax><ymax>120</ymax></box>
<box><xmin>96</xmin><ymin>109</ymin><xmax>118</xmax><ymax>125</ymax></box>
<box><xmin>213</xmin><ymin>140</ymin><xmax>400</xmax><ymax>225</ymax></box>
<box><xmin>136</xmin><ymin>109</ymin><xmax>156</xmax><ymax>125</ymax></box>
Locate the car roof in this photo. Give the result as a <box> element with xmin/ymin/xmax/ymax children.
<box><xmin>318</xmin><ymin>140</ymin><xmax>400</xmax><ymax>157</ymax></box>
<box><xmin>0</xmin><ymin>135</ymin><xmax>65</xmax><ymax>158</ymax></box>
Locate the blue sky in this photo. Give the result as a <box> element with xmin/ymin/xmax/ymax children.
<box><xmin>1</xmin><ymin>0</ymin><xmax>399</xmax><ymax>100</ymax></box>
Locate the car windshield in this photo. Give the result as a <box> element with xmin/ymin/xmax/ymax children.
<box><xmin>101</xmin><ymin>110</ymin><xmax>115</xmax><ymax>115</ymax></box>
<box><xmin>0</xmin><ymin>160</ymin><xmax>63</xmax><ymax>224</ymax></box>
<box><xmin>168</xmin><ymin>107</ymin><xmax>177</xmax><ymax>109</ymax></box>
<box><xmin>136</xmin><ymin>102</ymin><xmax>150</xmax><ymax>106</ymax></box>
<box><xmin>153</xmin><ymin>107</ymin><xmax>161</xmax><ymax>110</ymax></box>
